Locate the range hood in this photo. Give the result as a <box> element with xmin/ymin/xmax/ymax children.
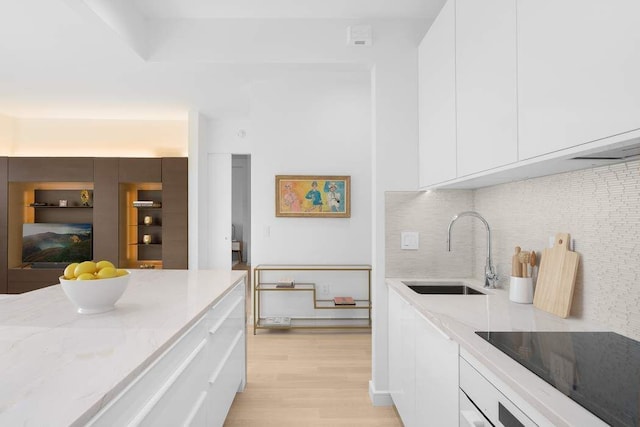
<box><xmin>570</xmin><ymin>136</ymin><xmax>640</xmax><ymax>161</ymax></box>
<box><xmin>571</xmin><ymin>142</ymin><xmax>640</xmax><ymax>160</ymax></box>
<box><xmin>431</xmin><ymin>133</ymin><xmax>640</xmax><ymax>190</ymax></box>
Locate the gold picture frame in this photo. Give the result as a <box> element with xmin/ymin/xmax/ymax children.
<box><xmin>275</xmin><ymin>175</ymin><xmax>351</xmax><ymax>218</ymax></box>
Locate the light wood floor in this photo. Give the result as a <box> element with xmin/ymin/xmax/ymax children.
<box><xmin>224</xmin><ymin>329</ymin><xmax>402</xmax><ymax>427</ymax></box>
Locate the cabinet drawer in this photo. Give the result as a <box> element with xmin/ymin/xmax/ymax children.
<box><xmin>138</xmin><ymin>337</ymin><xmax>209</xmax><ymax>426</ymax></box>
<box><xmin>87</xmin><ymin>282</ymin><xmax>245</xmax><ymax>427</ymax></box>
<box><xmin>208</xmin><ymin>330</ymin><xmax>245</xmax><ymax>427</ymax></box>
<box><xmin>209</xmin><ymin>295</ymin><xmax>244</xmax><ymax>367</ymax></box>
<box><xmin>209</xmin><ymin>281</ymin><xmax>244</xmax><ymax>321</ymax></box>
<box><xmin>88</xmin><ymin>313</ymin><xmax>209</xmax><ymax>426</ymax></box>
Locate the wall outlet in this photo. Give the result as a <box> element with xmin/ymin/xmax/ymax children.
<box><xmin>318</xmin><ymin>284</ymin><xmax>330</xmax><ymax>295</ymax></box>
<box><xmin>401</xmin><ymin>231</ymin><xmax>419</xmax><ymax>250</ymax></box>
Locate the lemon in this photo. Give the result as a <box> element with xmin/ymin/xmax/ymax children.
<box><xmin>77</xmin><ymin>273</ymin><xmax>96</xmax><ymax>280</ymax></box>
<box><xmin>96</xmin><ymin>267</ymin><xmax>118</xmax><ymax>279</ymax></box>
<box><xmin>95</xmin><ymin>260</ymin><xmax>115</xmax><ymax>271</ymax></box>
<box><xmin>74</xmin><ymin>261</ymin><xmax>97</xmax><ymax>278</ymax></box>
<box><xmin>63</xmin><ymin>263</ymin><xmax>79</xmax><ymax>280</ymax></box>
<box><xmin>116</xmin><ymin>269</ymin><xmax>129</xmax><ymax>277</ymax></box>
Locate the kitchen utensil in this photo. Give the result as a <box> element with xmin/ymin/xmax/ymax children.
<box><xmin>530</xmin><ymin>251</ymin><xmax>537</xmax><ymax>272</ymax></box>
<box><xmin>518</xmin><ymin>251</ymin><xmax>530</xmax><ymax>278</ymax></box>
<box><xmin>533</xmin><ymin>233</ymin><xmax>580</xmax><ymax>318</ymax></box>
<box><xmin>512</xmin><ymin>246</ymin><xmax>522</xmax><ymax>277</ymax></box>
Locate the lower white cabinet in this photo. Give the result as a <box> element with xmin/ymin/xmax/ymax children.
<box><xmin>414</xmin><ymin>312</ymin><xmax>459</xmax><ymax>425</ymax></box>
<box><xmin>388</xmin><ymin>287</ymin><xmax>459</xmax><ymax>426</ymax></box>
<box><xmin>389</xmin><ymin>287</ymin><xmax>416</xmax><ymax>425</ymax></box>
<box><xmin>88</xmin><ymin>281</ymin><xmax>246</xmax><ymax>427</ymax></box>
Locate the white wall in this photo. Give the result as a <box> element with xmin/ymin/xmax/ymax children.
<box><xmin>0</xmin><ymin>117</ymin><xmax>187</xmax><ymax>157</ymax></box>
<box><xmin>248</xmin><ymin>74</ymin><xmax>372</xmax><ymax>264</ymax></box>
<box><xmin>0</xmin><ymin>114</ymin><xmax>15</xmax><ymax>155</ymax></box>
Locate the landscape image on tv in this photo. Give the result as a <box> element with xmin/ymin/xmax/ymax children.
<box><xmin>22</xmin><ymin>223</ymin><xmax>92</xmax><ymax>264</ymax></box>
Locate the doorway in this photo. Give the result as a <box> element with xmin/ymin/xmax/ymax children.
<box><xmin>232</xmin><ymin>154</ymin><xmax>251</xmax><ymax>319</ymax></box>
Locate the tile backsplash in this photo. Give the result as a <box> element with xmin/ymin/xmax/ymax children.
<box><xmin>386</xmin><ymin>159</ymin><xmax>640</xmax><ymax>340</ymax></box>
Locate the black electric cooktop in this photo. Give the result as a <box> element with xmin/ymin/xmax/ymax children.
<box><xmin>476</xmin><ymin>331</ymin><xmax>640</xmax><ymax>427</ymax></box>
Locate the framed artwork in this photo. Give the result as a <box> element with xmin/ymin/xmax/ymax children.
<box><xmin>275</xmin><ymin>175</ymin><xmax>350</xmax><ymax>218</ymax></box>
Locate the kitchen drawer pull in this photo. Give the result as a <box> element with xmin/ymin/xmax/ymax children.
<box><xmin>461</xmin><ymin>410</ymin><xmax>486</xmax><ymax>427</ymax></box>
<box><xmin>128</xmin><ymin>338</ymin><xmax>208</xmax><ymax>426</ymax></box>
<box><xmin>209</xmin><ymin>330</ymin><xmax>244</xmax><ymax>384</ymax></box>
<box><xmin>183</xmin><ymin>390</ymin><xmax>207</xmax><ymax>426</ymax></box>
<box><xmin>209</xmin><ymin>296</ymin><xmax>243</xmax><ymax>336</ymax></box>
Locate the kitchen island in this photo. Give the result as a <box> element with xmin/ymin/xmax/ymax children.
<box><xmin>0</xmin><ymin>269</ymin><xmax>246</xmax><ymax>426</ymax></box>
<box><xmin>387</xmin><ymin>278</ymin><xmax>610</xmax><ymax>426</ymax></box>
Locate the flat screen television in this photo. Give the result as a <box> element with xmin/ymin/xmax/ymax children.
<box><xmin>22</xmin><ymin>223</ymin><xmax>92</xmax><ymax>267</ymax></box>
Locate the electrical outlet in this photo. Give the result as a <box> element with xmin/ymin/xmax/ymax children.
<box><xmin>401</xmin><ymin>231</ymin><xmax>419</xmax><ymax>250</ymax></box>
<box><xmin>319</xmin><ymin>284</ymin><xmax>330</xmax><ymax>295</ymax></box>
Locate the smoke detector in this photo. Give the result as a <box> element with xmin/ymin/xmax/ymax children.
<box><xmin>347</xmin><ymin>25</ymin><xmax>372</xmax><ymax>46</ymax></box>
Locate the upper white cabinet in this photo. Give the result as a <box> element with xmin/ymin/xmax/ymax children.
<box><xmin>456</xmin><ymin>0</ymin><xmax>517</xmax><ymax>176</ymax></box>
<box><xmin>518</xmin><ymin>0</ymin><xmax>640</xmax><ymax>160</ymax></box>
<box><xmin>418</xmin><ymin>0</ymin><xmax>457</xmax><ymax>187</ymax></box>
<box><xmin>419</xmin><ymin>0</ymin><xmax>640</xmax><ymax>189</ymax></box>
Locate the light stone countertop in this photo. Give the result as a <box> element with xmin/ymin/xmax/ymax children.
<box><xmin>0</xmin><ymin>269</ymin><xmax>246</xmax><ymax>427</ymax></box>
<box><xmin>386</xmin><ymin>278</ymin><xmax>609</xmax><ymax>427</ymax></box>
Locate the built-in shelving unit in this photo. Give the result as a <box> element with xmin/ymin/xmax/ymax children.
<box><xmin>7</xmin><ymin>182</ymin><xmax>95</xmax><ymax>293</ymax></box>
<box><xmin>120</xmin><ymin>184</ymin><xmax>163</xmax><ymax>269</ymax></box>
<box><xmin>1</xmin><ymin>157</ymin><xmax>188</xmax><ymax>294</ymax></box>
<box><xmin>253</xmin><ymin>264</ymin><xmax>372</xmax><ymax>334</ymax></box>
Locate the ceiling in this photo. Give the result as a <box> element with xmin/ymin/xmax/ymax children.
<box><xmin>0</xmin><ymin>0</ymin><xmax>440</xmax><ymax>120</ymax></box>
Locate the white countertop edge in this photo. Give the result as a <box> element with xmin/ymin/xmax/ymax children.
<box><xmin>386</xmin><ymin>278</ymin><xmax>608</xmax><ymax>427</ymax></box>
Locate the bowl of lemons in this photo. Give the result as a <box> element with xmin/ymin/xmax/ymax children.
<box><xmin>59</xmin><ymin>260</ymin><xmax>130</xmax><ymax>314</ymax></box>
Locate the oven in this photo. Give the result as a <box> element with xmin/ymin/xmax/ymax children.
<box><xmin>459</xmin><ymin>356</ymin><xmax>536</xmax><ymax>427</ymax></box>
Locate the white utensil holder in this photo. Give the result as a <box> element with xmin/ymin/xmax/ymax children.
<box><xmin>509</xmin><ymin>276</ymin><xmax>533</xmax><ymax>304</ymax></box>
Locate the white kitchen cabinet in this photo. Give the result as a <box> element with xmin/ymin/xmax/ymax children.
<box><xmin>388</xmin><ymin>287</ymin><xmax>459</xmax><ymax>426</ymax></box>
<box><xmin>415</xmin><ymin>312</ymin><xmax>459</xmax><ymax>426</ymax></box>
<box><xmin>456</xmin><ymin>0</ymin><xmax>517</xmax><ymax>176</ymax></box>
<box><xmin>418</xmin><ymin>0</ymin><xmax>457</xmax><ymax>187</ymax></box>
<box><xmin>88</xmin><ymin>281</ymin><xmax>246</xmax><ymax>427</ymax></box>
<box><xmin>518</xmin><ymin>0</ymin><xmax>640</xmax><ymax>160</ymax></box>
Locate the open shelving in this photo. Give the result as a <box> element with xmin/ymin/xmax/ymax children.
<box><xmin>120</xmin><ymin>184</ymin><xmax>163</xmax><ymax>269</ymax></box>
<box><xmin>7</xmin><ymin>182</ymin><xmax>95</xmax><ymax>293</ymax></box>
<box><xmin>253</xmin><ymin>264</ymin><xmax>372</xmax><ymax>334</ymax></box>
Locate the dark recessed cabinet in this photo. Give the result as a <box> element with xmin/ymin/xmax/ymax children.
<box><xmin>1</xmin><ymin>157</ymin><xmax>188</xmax><ymax>294</ymax></box>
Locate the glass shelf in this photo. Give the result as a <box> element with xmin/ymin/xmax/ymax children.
<box><xmin>256</xmin><ymin>317</ymin><xmax>371</xmax><ymax>329</ymax></box>
<box><xmin>314</xmin><ymin>300</ymin><xmax>371</xmax><ymax>309</ymax></box>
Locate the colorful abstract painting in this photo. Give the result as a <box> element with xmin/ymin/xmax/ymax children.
<box><xmin>275</xmin><ymin>175</ymin><xmax>350</xmax><ymax>218</ymax></box>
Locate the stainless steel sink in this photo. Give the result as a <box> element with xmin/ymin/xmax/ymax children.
<box><xmin>401</xmin><ymin>281</ymin><xmax>485</xmax><ymax>295</ymax></box>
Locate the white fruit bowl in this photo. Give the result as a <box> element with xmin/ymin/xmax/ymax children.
<box><xmin>60</xmin><ymin>273</ymin><xmax>130</xmax><ymax>314</ymax></box>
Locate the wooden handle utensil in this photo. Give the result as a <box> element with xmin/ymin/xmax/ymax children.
<box><xmin>518</xmin><ymin>251</ymin><xmax>531</xmax><ymax>278</ymax></box>
<box><xmin>512</xmin><ymin>247</ymin><xmax>522</xmax><ymax>277</ymax></box>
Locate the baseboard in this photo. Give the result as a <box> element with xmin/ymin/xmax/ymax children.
<box><xmin>368</xmin><ymin>380</ymin><xmax>393</xmax><ymax>406</ymax></box>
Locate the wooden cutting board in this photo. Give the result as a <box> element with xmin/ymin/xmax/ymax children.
<box><xmin>533</xmin><ymin>233</ymin><xmax>580</xmax><ymax>318</ymax></box>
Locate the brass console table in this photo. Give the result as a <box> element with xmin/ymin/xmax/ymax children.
<box><xmin>253</xmin><ymin>264</ymin><xmax>372</xmax><ymax>334</ymax></box>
